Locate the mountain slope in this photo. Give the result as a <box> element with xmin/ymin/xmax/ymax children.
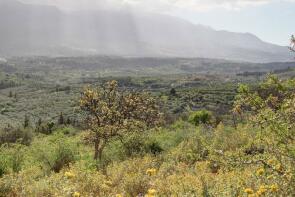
<box><xmin>0</xmin><ymin>0</ymin><xmax>292</xmax><ymax>62</ymax></box>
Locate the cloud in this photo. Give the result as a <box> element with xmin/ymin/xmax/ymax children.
<box><xmin>21</xmin><ymin>0</ymin><xmax>295</xmax><ymax>12</ymax></box>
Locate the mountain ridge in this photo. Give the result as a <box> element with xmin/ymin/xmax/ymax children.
<box><xmin>0</xmin><ymin>0</ymin><xmax>292</xmax><ymax>62</ymax></box>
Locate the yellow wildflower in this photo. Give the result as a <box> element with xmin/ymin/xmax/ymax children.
<box><xmin>275</xmin><ymin>164</ymin><xmax>282</xmax><ymax>171</ymax></box>
<box><xmin>257</xmin><ymin>185</ymin><xmax>267</xmax><ymax>195</ymax></box>
<box><xmin>244</xmin><ymin>188</ymin><xmax>254</xmax><ymax>194</ymax></box>
<box><xmin>148</xmin><ymin>189</ymin><xmax>156</xmax><ymax>195</ymax></box>
<box><xmin>115</xmin><ymin>194</ymin><xmax>123</xmax><ymax>197</ymax></box>
<box><xmin>256</xmin><ymin>168</ymin><xmax>265</xmax><ymax>176</ymax></box>
<box><xmin>267</xmin><ymin>159</ymin><xmax>275</xmax><ymax>165</ymax></box>
<box><xmin>64</xmin><ymin>171</ymin><xmax>75</xmax><ymax>179</ymax></box>
<box><xmin>146</xmin><ymin>168</ymin><xmax>157</xmax><ymax>176</ymax></box>
<box><xmin>270</xmin><ymin>184</ymin><xmax>279</xmax><ymax>192</ymax></box>
<box><xmin>145</xmin><ymin>189</ymin><xmax>156</xmax><ymax>197</ymax></box>
<box><xmin>72</xmin><ymin>192</ymin><xmax>80</xmax><ymax>197</ymax></box>
<box><xmin>105</xmin><ymin>180</ymin><xmax>112</xmax><ymax>186</ymax></box>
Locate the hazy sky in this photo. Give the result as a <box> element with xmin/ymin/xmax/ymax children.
<box><xmin>22</xmin><ymin>0</ymin><xmax>295</xmax><ymax>46</ymax></box>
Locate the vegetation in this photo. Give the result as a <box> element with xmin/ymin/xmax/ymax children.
<box><xmin>0</xmin><ymin>54</ymin><xmax>294</xmax><ymax>196</ymax></box>
<box><xmin>189</xmin><ymin>110</ymin><xmax>212</xmax><ymax>126</ymax></box>
<box><xmin>80</xmin><ymin>80</ymin><xmax>161</xmax><ymax>162</ymax></box>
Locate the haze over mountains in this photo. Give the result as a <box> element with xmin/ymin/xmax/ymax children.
<box><xmin>0</xmin><ymin>0</ymin><xmax>292</xmax><ymax>62</ymax></box>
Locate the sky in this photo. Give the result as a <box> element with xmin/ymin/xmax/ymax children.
<box><xmin>21</xmin><ymin>0</ymin><xmax>295</xmax><ymax>46</ymax></box>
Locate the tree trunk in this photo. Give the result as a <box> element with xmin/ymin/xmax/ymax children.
<box><xmin>93</xmin><ymin>135</ymin><xmax>105</xmax><ymax>161</ymax></box>
<box><xmin>94</xmin><ymin>139</ymin><xmax>99</xmax><ymax>160</ymax></box>
<box><xmin>232</xmin><ymin>114</ymin><xmax>237</xmax><ymax>129</ymax></box>
<box><xmin>94</xmin><ymin>132</ymin><xmax>100</xmax><ymax>160</ymax></box>
<box><xmin>98</xmin><ymin>147</ymin><xmax>103</xmax><ymax>161</ymax></box>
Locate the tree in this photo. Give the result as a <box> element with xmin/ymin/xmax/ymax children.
<box><xmin>80</xmin><ymin>80</ymin><xmax>162</xmax><ymax>161</ymax></box>
<box><xmin>66</xmin><ymin>117</ymin><xmax>71</xmax><ymax>125</ymax></box>
<box><xmin>58</xmin><ymin>112</ymin><xmax>64</xmax><ymax>125</ymax></box>
<box><xmin>46</xmin><ymin>122</ymin><xmax>55</xmax><ymax>134</ymax></box>
<box><xmin>170</xmin><ymin>88</ymin><xmax>177</xmax><ymax>96</ymax></box>
<box><xmin>37</xmin><ymin>118</ymin><xmax>42</xmax><ymax>127</ymax></box>
<box><xmin>23</xmin><ymin>115</ymin><xmax>30</xmax><ymax>128</ymax></box>
<box><xmin>290</xmin><ymin>35</ymin><xmax>295</xmax><ymax>52</ymax></box>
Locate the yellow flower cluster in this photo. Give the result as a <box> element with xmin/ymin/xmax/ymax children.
<box><xmin>267</xmin><ymin>159</ymin><xmax>275</xmax><ymax>165</ymax></box>
<box><xmin>244</xmin><ymin>184</ymin><xmax>279</xmax><ymax>196</ymax></box>
<box><xmin>115</xmin><ymin>194</ymin><xmax>123</xmax><ymax>197</ymax></box>
<box><xmin>145</xmin><ymin>189</ymin><xmax>156</xmax><ymax>197</ymax></box>
<box><xmin>146</xmin><ymin>168</ymin><xmax>157</xmax><ymax>176</ymax></box>
<box><xmin>105</xmin><ymin>180</ymin><xmax>112</xmax><ymax>186</ymax></box>
<box><xmin>72</xmin><ymin>192</ymin><xmax>80</xmax><ymax>197</ymax></box>
<box><xmin>256</xmin><ymin>168</ymin><xmax>265</xmax><ymax>176</ymax></box>
<box><xmin>270</xmin><ymin>184</ymin><xmax>279</xmax><ymax>192</ymax></box>
<box><xmin>275</xmin><ymin>164</ymin><xmax>282</xmax><ymax>171</ymax></box>
<box><xmin>256</xmin><ymin>185</ymin><xmax>267</xmax><ymax>196</ymax></box>
<box><xmin>64</xmin><ymin>171</ymin><xmax>75</xmax><ymax>179</ymax></box>
<box><xmin>244</xmin><ymin>188</ymin><xmax>254</xmax><ymax>194</ymax></box>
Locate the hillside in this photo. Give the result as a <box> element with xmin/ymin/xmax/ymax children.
<box><xmin>0</xmin><ymin>69</ymin><xmax>294</xmax><ymax>196</ymax></box>
<box><xmin>1</xmin><ymin>56</ymin><xmax>294</xmax><ymax>128</ymax></box>
<box><xmin>0</xmin><ymin>0</ymin><xmax>292</xmax><ymax>62</ymax></box>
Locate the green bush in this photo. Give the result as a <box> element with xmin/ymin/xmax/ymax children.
<box><xmin>0</xmin><ymin>144</ymin><xmax>25</xmax><ymax>177</ymax></box>
<box><xmin>189</xmin><ymin>110</ymin><xmax>212</xmax><ymax>126</ymax></box>
<box><xmin>122</xmin><ymin>133</ymin><xmax>146</xmax><ymax>157</ymax></box>
<box><xmin>168</xmin><ymin>136</ymin><xmax>208</xmax><ymax>165</ymax></box>
<box><xmin>145</xmin><ymin>141</ymin><xmax>163</xmax><ymax>155</ymax></box>
<box><xmin>121</xmin><ymin>133</ymin><xmax>164</xmax><ymax>157</ymax></box>
<box><xmin>9</xmin><ymin>146</ymin><xmax>24</xmax><ymax>173</ymax></box>
<box><xmin>33</xmin><ymin>136</ymin><xmax>78</xmax><ymax>173</ymax></box>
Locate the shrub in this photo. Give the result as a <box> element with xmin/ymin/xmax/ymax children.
<box><xmin>168</xmin><ymin>136</ymin><xmax>208</xmax><ymax>165</ymax></box>
<box><xmin>0</xmin><ymin>154</ymin><xmax>9</xmax><ymax>177</ymax></box>
<box><xmin>145</xmin><ymin>141</ymin><xmax>163</xmax><ymax>155</ymax></box>
<box><xmin>33</xmin><ymin>136</ymin><xmax>78</xmax><ymax>173</ymax></box>
<box><xmin>189</xmin><ymin>110</ymin><xmax>212</xmax><ymax>126</ymax></box>
<box><xmin>121</xmin><ymin>133</ymin><xmax>164</xmax><ymax>157</ymax></box>
<box><xmin>233</xmin><ymin>75</ymin><xmax>295</xmax><ymax>195</ymax></box>
<box><xmin>35</xmin><ymin>122</ymin><xmax>55</xmax><ymax>135</ymax></box>
<box><xmin>212</xmin><ymin>123</ymin><xmax>251</xmax><ymax>152</ymax></box>
<box><xmin>51</xmin><ymin>141</ymin><xmax>76</xmax><ymax>172</ymax></box>
<box><xmin>122</xmin><ymin>133</ymin><xmax>146</xmax><ymax>157</ymax></box>
<box><xmin>0</xmin><ymin>126</ymin><xmax>33</xmax><ymax>145</ymax></box>
<box><xmin>9</xmin><ymin>146</ymin><xmax>24</xmax><ymax>173</ymax></box>
<box><xmin>0</xmin><ymin>144</ymin><xmax>25</xmax><ymax>177</ymax></box>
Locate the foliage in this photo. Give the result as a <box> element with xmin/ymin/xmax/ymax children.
<box><xmin>233</xmin><ymin>75</ymin><xmax>295</xmax><ymax>195</ymax></box>
<box><xmin>35</xmin><ymin>121</ymin><xmax>56</xmax><ymax>135</ymax></box>
<box><xmin>0</xmin><ymin>126</ymin><xmax>33</xmax><ymax>145</ymax></box>
<box><xmin>33</xmin><ymin>134</ymin><xmax>78</xmax><ymax>173</ymax></box>
<box><xmin>80</xmin><ymin>80</ymin><xmax>162</xmax><ymax>161</ymax></box>
<box><xmin>189</xmin><ymin>110</ymin><xmax>212</xmax><ymax>126</ymax></box>
<box><xmin>0</xmin><ymin>72</ymin><xmax>294</xmax><ymax>196</ymax></box>
<box><xmin>0</xmin><ymin>144</ymin><xmax>25</xmax><ymax>177</ymax></box>
<box><xmin>168</xmin><ymin>136</ymin><xmax>208</xmax><ymax>165</ymax></box>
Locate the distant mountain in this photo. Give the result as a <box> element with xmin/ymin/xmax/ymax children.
<box><xmin>0</xmin><ymin>0</ymin><xmax>292</xmax><ymax>62</ymax></box>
